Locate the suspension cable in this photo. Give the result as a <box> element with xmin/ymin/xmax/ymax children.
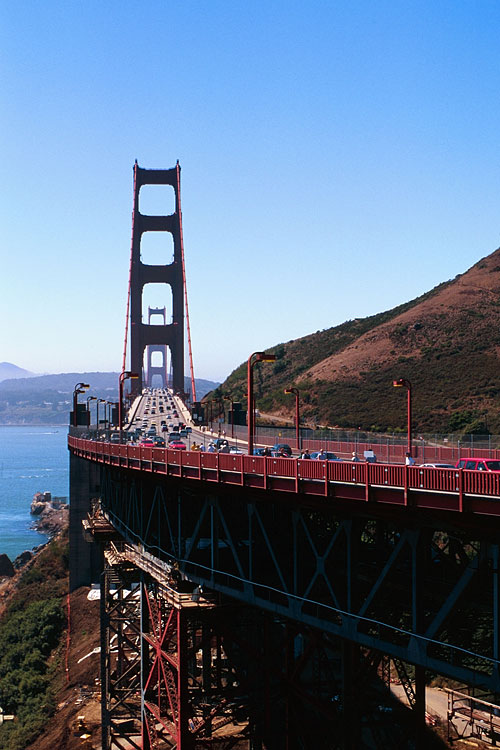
<box><xmin>176</xmin><ymin>162</ymin><xmax>197</xmax><ymax>403</ymax></box>
<box><xmin>121</xmin><ymin>161</ymin><xmax>138</xmax><ymax>376</ymax></box>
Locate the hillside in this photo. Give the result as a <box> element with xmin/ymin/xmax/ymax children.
<box><xmin>0</xmin><ymin>362</ymin><xmax>35</xmax><ymax>382</ymax></box>
<box><xmin>214</xmin><ymin>247</ymin><xmax>500</xmax><ymax>435</ymax></box>
<box><xmin>0</xmin><ymin>372</ymin><xmax>219</xmax><ymax>425</ymax></box>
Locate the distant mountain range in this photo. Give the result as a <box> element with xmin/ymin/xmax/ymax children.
<box><xmin>214</xmin><ymin>246</ymin><xmax>500</xmax><ymax>436</ymax></box>
<box><xmin>0</xmin><ymin>371</ymin><xmax>220</xmax><ymax>425</ymax></box>
<box><xmin>0</xmin><ymin>362</ymin><xmax>36</xmax><ymax>382</ymax></box>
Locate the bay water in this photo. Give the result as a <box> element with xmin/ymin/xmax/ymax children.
<box><xmin>0</xmin><ymin>426</ymin><xmax>69</xmax><ymax>560</ymax></box>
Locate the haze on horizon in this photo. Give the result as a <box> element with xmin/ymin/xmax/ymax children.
<box><xmin>2</xmin><ymin>2</ymin><xmax>500</xmax><ymax>383</ymax></box>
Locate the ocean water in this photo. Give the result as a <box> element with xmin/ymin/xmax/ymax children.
<box><xmin>0</xmin><ymin>426</ymin><xmax>69</xmax><ymax>560</ymax></box>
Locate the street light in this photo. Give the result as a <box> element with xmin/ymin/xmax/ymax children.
<box><xmin>72</xmin><ymin>382</ymin><xmax>90</xmax><ymax>427</ymax></box>
<box><xmin>247</xmin><ymin>351</ymin><xmax>276</xmax><ymax>456</ymax></box>
<box><xmin>97</xmin><ymin>399</ymin><xmax>106</xmax><ymax>437</ymax></box>
<box><xmin>119</xmin><ymin>371</ymin><xmax>139</xmax><ymax>441</ymax></box>
<box><xmin>223</xmin><ymin>396</ymin><xmax>235</xmax><ymax>439</ymax></box>
<box><xmin>284</xmin><ymin>387</ymin><xmax>300</xmax><ymax>450</ymax></box>
<box><xmin>393</xmin><ymin>378</ymin><xmax>412</xmax><ymax>456</ymax></box>
<box><xmin>86</xmin><ymin>396</ymin><xmax>97</xmax><ymax>430</ymax></box>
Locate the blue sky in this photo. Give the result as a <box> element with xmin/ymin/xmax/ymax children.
<box><xmin>1</xmin><ymin>1</ymin><xmax>499</xmax><ymax>382</ymax></box>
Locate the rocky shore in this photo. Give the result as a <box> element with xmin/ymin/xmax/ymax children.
<box><xmin>0</xmin><ymin>492</ymin><xmax>69</xmax><ymax>583</ymax></box>
<box><xmin>30</xmin><ymin>490</ymin><xmax>69</xmax><ymax>536</ymax></box>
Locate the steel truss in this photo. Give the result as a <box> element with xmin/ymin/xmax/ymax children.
<box><xmin>98</xmin><ymin>540</ymin><xmax>438</xmax><ymax>749</ymax></box>
<box><xmin>98</xmin><ymin>467</ymin><xmax>500</xmax><ymax>694</ymax></box>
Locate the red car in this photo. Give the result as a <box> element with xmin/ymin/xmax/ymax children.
<box><xmin>169</xmin><ymin>441</ymin><xmax>186</xmax><ymax>450</ymax></box>
<box><xmin>140</xmin><ymin>439</ymin><xmax>155</xmax><ymax>447</ymax></box>
<box><xmin>456</xmin><ymin>458</ymin><xmax>500</xmax><ymax>472</ymax></box>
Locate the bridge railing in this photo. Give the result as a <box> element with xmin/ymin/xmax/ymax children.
<box><xmin>68</xmin><ymin>436</ymin><xmax>500</xmax><ymax>513</ymax></box>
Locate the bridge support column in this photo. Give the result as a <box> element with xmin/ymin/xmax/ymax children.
<box><xmin>69</xmin><ymin>451</ymin><xmax>102</xmax><ymax>591</ymax></box>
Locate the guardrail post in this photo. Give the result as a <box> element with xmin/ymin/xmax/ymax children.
<box><xmin>458</xmin><ymin>469</ymin><xmax>463</xmax><ymax>513</ymax></box>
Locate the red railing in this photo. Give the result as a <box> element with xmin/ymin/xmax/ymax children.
<box><xmin>68</xmin><ymin>437</ymin><xmax>500</xmax><ymax>517</ymax></box>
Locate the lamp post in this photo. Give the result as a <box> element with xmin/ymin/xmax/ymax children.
<box><xmin>119</xmin><ymin>372</ymin><xmax>139</xmax><ymax>441</ymax></box>
<box><xmin>247</xmin><ymin>351</ymin><xmax>276</xmax><ymax>456</ymax></box>
<box><xmin>86</xmin><ymin>396</ymin><xmax>97</xmax><ymax>431</ymax></box>
<box><xmin>223</xmin><ymin>396</ymin><xmax>235</xmax><ymax>439</ymax></box>
<box><xmin>284</xmin><ymin>387</ymin><xmax>300</xmax><ymax>450</ymax></box>
<box><xmin>97</xmin><ymin>399</ymin><xmax>106</xmax><ymax>437</ymax></box>
<box><xmin>393</xmin><ymin>378</ymin><xmax>412</xmax><ymax>456</ymax></box>
<box><xmin>72</xmin><ymin>382</ymin><xmax>90</xmax><ymax>427</ymax></box>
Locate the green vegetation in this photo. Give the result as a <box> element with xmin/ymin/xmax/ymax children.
<box><xmin>0</xmin><ymin>535</ymin><xmax>68</xmax><ymax>750</ymax></box>
<box><xmin>205</xmin><ymin>260</ymin><xmax>500</xmax><ymax>434</ymax></box>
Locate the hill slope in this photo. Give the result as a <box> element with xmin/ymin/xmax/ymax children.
<box><xmin>0</xmin><ymin>362</ymin><xmax>35</xmax><ymax>382</ymax></box>
<box><xmin>0</xmin><ymin>372</ymin><xmax>219</xmax><ymax>425</ymax></box>
<box><xmin>216</xmin><ymin>247</ymin><xmax>500</xmax><ymax>434</ymax></box>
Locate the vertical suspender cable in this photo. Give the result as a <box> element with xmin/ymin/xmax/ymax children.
<box><xmin>176</xmin><ymin>162</ymin><xmax>197</xmax><ymax>403</ymax></box>
<box><xmin>122</xmin><ymin>162</ymin><xmax>138</xmax><ymax>377</ymax></box>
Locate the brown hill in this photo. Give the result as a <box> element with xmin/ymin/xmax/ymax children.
<box><xmin>215</xmin><ymin>247</ymin><xmax>500</xmax><ymax>434</ymax></box>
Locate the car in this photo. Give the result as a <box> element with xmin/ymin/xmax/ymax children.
<box><xmin>215</xmin><ymin>438</ymin><xmax>229</xmax><ymax>449</ymax></box>
<box><xmin>169</xmin><ymin>440</ymin><xmax>186</xmax><ymax>450</ymax></box>
<box><xmin>455</xmin><ymin>458</ymin><xmax>500</xmax><ymax>472</ymax></box>
<box><xmin>140</xmin><ymin>439</ymin><xmax>155</xmax><ymax>447</ymax></box>
<box><xmin>229</xmin><ymin>446</ymin><xmax>243</xmax><ymax>454</ymax></box>
<box><xmin>179</xmin><ymin>429</ymin><xmax>188</xmax><ymax>437</ymax></box>
<box><xmin>168</xmin><ymin>432</ymin><xmax>181</xmax><ymax>442</ymax></box>
<box><xmin>421</xmin><ymin>463</ymin><xmax>455</xmax><ymax>469</ymax></box>
<box><xmin>110</xmin><ymin>433</ymin><xmax>121</xmax><ymax>443</ymax></box>
<box><xmin>161</xmin><ymin>424</ymin><xmax>168</xmax><ymax>432</ymax></box>
<box><xmin>153</xmin><ymin>436</ymin><xmax>166</xmax><ymax>447</ymax></box>
<box><xmin>185</xmin><ymin>427</ymin><xmax>192</xmax><ymax>433</ymax></box>
<box><xmin>310</xmin><ymin>451</ymin><xmax>341</xmax><ymax>461</ymax></box>
<box><xmin>272</xmin><ymin>443</ymin><xmax>292</xmax><ymax>456</ymax></box>
<box><xmin>252</xmin><ymin>447</ymin><xmax>266</xmax><ymax>456</ymax></box>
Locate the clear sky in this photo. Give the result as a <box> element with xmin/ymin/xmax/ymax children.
<box><xmin>1</xmin><ymin>1</ymin><xmax>499</xmax><ymax>383</ymax></box>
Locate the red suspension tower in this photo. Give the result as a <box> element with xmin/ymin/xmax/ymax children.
<box><xmin>126</xmin><ymin>161</ymin><xmax>187</xmax><ymax>396</ymax></box>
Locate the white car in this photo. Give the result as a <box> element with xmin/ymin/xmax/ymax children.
<box><xmin>420</xmin><ymin>463</ymin><xmax>455</xmax><ymax>469</ymax></box>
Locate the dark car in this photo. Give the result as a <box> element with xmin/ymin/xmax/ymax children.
<box><xmin>215</xmin><ymin>438</ymin><xmax>229</xmax><ymax>450</ymax></box>
<box><xmin>272</xmin><ymin>443</ymin><xmax>292</xmax><ymax>456</ymax></box>
<box><xmin>310</xmin><ymin>451</ymin><xmax>341</xmax><ymax>461</ymax></box>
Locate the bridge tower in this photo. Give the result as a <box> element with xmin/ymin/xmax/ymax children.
<box><xmin>146</xmin><ymin>306</ymin><xmax>169</xmax><ymax>388</ymax></box>
<box><xmin>128</xmin><ymin>162</ymin><xmax>185</xmax><ymax>395</ymax></box>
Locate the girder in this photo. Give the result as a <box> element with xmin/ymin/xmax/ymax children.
<box><xmin>98</xmin><ymin>465</ymin><xmax>500</xmax><ymax>693</ymax></box>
